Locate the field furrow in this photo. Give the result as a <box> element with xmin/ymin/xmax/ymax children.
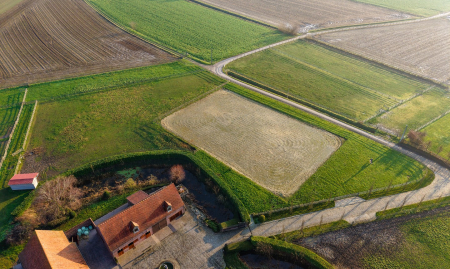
<box><xmin>0</xmin><ymin>0</ymin><xmax>175</xmax><ymax>89</ymax></box>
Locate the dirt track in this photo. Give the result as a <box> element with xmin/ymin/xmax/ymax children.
<box><xmin>0</xmin><ymin>0</ymin><xmax>175</xmax><ymax>89</ymax></box>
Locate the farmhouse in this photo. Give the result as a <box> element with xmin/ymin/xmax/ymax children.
<box><xmin>17</xmin><ymin>230</ymin><xmax>89</xmax><ymax>269</ymax></box>
<box><xmin>8</xmin><ymin>173</ymin><xmax>39</xmax><ymax>190</ymax></box>
<box><xmin>96</xmin><ymin>184</ymin><xmax>185</xmax><ymax>258</ymax></box>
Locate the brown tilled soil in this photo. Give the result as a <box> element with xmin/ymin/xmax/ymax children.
<box><xmin>0</xmin><ymin>0</ymin><xmax>176</xmax><ymax>89</ymax></box>
<box><xmin>199</xmin><ymin>0</ymin><xmax>413</xmax><ymax>31</ymax></box>
<box><xmin>314</xmin><ymin>18</ymin><xmax>450</xmax><ymax>83</ymax></box>
<box><xmin>295</xmin><ymin>206</ymin><xmax>450</xmax><ymax>269</ymax></box>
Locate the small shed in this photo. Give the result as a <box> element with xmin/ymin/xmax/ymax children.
<box><xmin>8</xmin><ymin>173</ymin><xmax>39</xmax><ymax>190</ymax></box>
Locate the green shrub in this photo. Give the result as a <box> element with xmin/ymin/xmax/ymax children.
<box><xmin>124</xmin><ymin>178</ymin><xmax>137</xmax><ymax>189</ymax></box>
<box><xmin>205</xmin><ymin>219</ymin><xmax>220</xmax><ymax>233</ymax></box>
<box><xmin>224</xmin><ymin>252</ymin><xmax>250</xmax><ymax>269</ymax></box>
<box><xmin>102</xmin><ymin>190</ymin><xmax>111</xmax><ymax>201</ymax></box>
<box><xmin>258</xmin><ymin>215</ymin><xmax>266</xmax><ymax>223</ymax></box>
<box><xmin>68</xmin><ymin>209</ymin><xmax>76</xmax><ymax>219</ymax></box>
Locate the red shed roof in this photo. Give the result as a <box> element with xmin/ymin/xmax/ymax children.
<box><xmin>126</xmin><ymin>190</ymin><xmax>149</xmax><ymax>205</ymax></box>
<box><xmin>97</xmin><ymin>184</ymin><xmax>184</xmax><ymax>252</ymax></box>
<box><xmin>19</xmin><ymin>230</ymin><xmax>89</xmax><ymax>269</ymax></box>
<box><xmin>8</xmin><ymin>173</ymin><xmax>38</xmax><ymax>186</ymax></box>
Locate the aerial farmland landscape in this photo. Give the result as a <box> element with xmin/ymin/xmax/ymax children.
<box><xmin>0</xmin><ymin>0</ymin><xmax>449</xmax><ymax>269</ymax></box>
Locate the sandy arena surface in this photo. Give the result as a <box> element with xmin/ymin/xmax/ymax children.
<box><xmin>162</xmin><ymin>90</ymin><xmax>341</xmax><ymax>196</ymax></box>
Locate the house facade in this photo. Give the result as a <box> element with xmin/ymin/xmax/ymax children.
<box><xmin>96</xmin><ymin>184</ymin><xmax>185</xmax><ymax>258</ymax></box>
<box><xmin>8</xmin><ymin>173</ymin><xmax>39</xmax><ymax>190</ymax></box>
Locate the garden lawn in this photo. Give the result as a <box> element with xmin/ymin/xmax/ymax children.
<box><xmin>364</xmin><ymin>211</ymin><xmax>450</xmax><ymax>268</ymax></box>
<box><xmin>27</xmin><ymin>66</ymin><xmax>224</xmax><ymax>172</ymax></box>
<box><xmin>423</xmin><ymin>113</ymin><xmax>450</xmax><ymax>159</ymax></box>
<box><xmin>226</xmin><ymin>40</ymin><xmax>432</xmax><ymax>121</ymax></box>
<box><xmin>86</xmin><ymin>0</ymin><xmax>287</xmax><ymax>63</ymax></box>
<box><xmin>222</xmin><ymin>83</ymin><xmax>429</xmax><ymax>210</ymax></box>
<box><xmin>371</xmin><ymin>88</ymin><xmax>450</xmax><ymax>134</ymax></box>
<box><xmin>354</xmin><ymin>0</ymin><xmax>450</xmax><ymax>16</ymax></box>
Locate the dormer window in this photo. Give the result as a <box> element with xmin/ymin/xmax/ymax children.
<box><xmin>129</xmin><ymin>221</ymin><xmax>139</xmax><ymax>233</ymax></box>
<box><xmin>164</xmin><ymin>201</ymin><xmax>172</xmax><ymax>212</ymax></box>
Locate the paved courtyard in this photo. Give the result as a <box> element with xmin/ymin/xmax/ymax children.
<box><xmin>119</xmin><ymin>207</ymin><xmax>250</xmax><ymax>269</ymax></box>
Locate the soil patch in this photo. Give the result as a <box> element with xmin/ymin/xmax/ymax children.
<box><xmin>295</xmin><ymin>206</ymin><xmax>450</xmax><ymax>268</ymax></box>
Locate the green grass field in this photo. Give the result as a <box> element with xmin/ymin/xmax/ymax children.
<box><xmin>27</xmin><ymin>64</ymin><xmax>224</xmax><ymax>172</ymax></box>
<box><xmin>355</xmin><ymin>0</ymin><xmax>450</xmax><ymax>16</ymax></box>
<box><xmin>0</xmin><ymin>0</ymin><xmax>24</xmax><ymax>14</ymax></box>
<box><xmin>86</xmin><ymin>0</ymin><xmax>287</xmax><ymax>63</ymax></box>
<box><xmin>365</xmin><ymin>210</ymin><xmax>450</xmax><ymax>268</ymax></box>
<box><xmin>227</xmin><ymin>40</ymin><xmax>432</xmax><ymax>121</ymax></box>
<box><xmin>371</xmin><ymin>88</ymin><xmax>450</xmax><ymax>134</ymax></box>
<box><xmin>423</xmin><ymin>113</ymin><xmax>450</xmax><ymax>159</ymax></box>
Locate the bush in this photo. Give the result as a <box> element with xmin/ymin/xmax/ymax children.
<box><xmin>258</xmin><ymin>215</ymin><xmax>265</xmax><ymax>223</ymax></box>
<box><xmin>225</xmin><ymin>240</ymin><xmax>254</xmax><ymax>253</ymax></box>
<box><xmin>124</xmin><ymin>178</ymin><xmax>137</xmax><ymax>189</ymax></box>
<box><xmin>102</xmin><ymin>190</ymin><xmax>111</xmax><ymax>201</ymax></box>
<box><xmin>11</xmin><ymin>190</ymin><xmax>36</xmax><ymax>217</ymax></box>
<box><xmin>169</xmin><ymin>164</ymin><xmax>186</xmax><ymax>184</ymax></box>
<box><xmin>205</xmin><ymin>219</ymin><xmax>220</xmax><ymax>232</ymax></box>
<box><xmin>6</xmin><ymin>224</ymin><xmax>33</xmax><ymax>246</ymax></box>
<box><xmin>68</xmin><ymin>209</ymin><xmax>77</xmax><ymax>219</ymax></box>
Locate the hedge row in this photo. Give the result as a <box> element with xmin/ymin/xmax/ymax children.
<box><xmin>227</xmin><ymin>70</ymin><xmax>377</xmax><ymax>133</ymax></box>
<box><xmin>251</xmin><ymin>237</ymin><xmax>334</xmax><ymax>269</ymax></box>
<box><xmin>10</xmin><ymin>190</ymin><xmax>36</xmax><ymax>217</ymax></box>
<box><xmin>62</xmin><ymin>150</ymin><xmax>251</xmax><ymax>223</ymax></box>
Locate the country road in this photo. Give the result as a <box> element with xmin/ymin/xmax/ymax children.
<box><xmin>201</xmin><ymin>12</ymin><xmax>450</xmax><ymax>236</ymax></box>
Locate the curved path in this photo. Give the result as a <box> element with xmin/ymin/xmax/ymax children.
<box><xmin>203</xmin><ymin>12</ymin><xmax>450</xmax><ymax>237</ymax></box>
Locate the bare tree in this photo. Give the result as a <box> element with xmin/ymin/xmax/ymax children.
<box><xmin>408</xmin><ymin>130</ymin><xmax>427</xmax><ymax>148</ymax></box>
<box><xmin>34</xmin><ymin>175</ymin><xmax>82</xmax><ymax>224</ymax></box>
<box><xmin>170</xmin><ymin>164</ymin><xmax>186</xmax><ymax>184</ymax></box>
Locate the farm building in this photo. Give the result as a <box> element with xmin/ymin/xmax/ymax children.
<box><xmin>8</xmin><ymin>173</ymin><xmax>39</xmax><ymax>190</ymax></box>
<box><xmin>96</xmin><ymin>184</ymin><xmax>185</xmax><ymax>258</ymax></box>
<box><xmin>16</xmin><ymin>230</ymin><xmax>89</xmax><ymax>269</ymax></box>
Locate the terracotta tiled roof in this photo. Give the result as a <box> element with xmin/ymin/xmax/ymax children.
<box><xmin>8</xmin><ymin>173</ymin><xmax>38</xmax><ymax>185</ymax></box>
<box><xmin>97</xmin><ymin>184</ymin><xmax>184</xmax><ymax>251</ymax></box>
<box><xmin>19</xmin><ymin>230</ymin><xmax>89</xmax><ymax>269</ymax></box>
<box><xmin>126</xmin><ymin>190</ymin><xmax>149</xmax><ymax>205</ymax></box>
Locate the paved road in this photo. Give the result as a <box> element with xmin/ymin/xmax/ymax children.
<box><xmin>201</xmin><ymin>12</ymin><xmax>450</xmax><ymax>237</ymax></box>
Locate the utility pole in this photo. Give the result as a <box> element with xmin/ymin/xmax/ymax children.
<box><xmin>400</xmin><ymin>125</ymin><xmax>408</xmax><ymax>142</ymax></box>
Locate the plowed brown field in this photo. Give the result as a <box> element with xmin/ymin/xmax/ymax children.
<box><xmin>314</xmin><ymin>18</ymin><xmax>450</xmax><ymax>83</ymax></box>
<box><xmin>0</xmin><ymin>0</ymin><xmax>175</xmax><ymax>89</ymax></box>
<box><xmin>199</xmin><ymin>0</ymin><xmax>412</xmax><ymax>31</ymax></box>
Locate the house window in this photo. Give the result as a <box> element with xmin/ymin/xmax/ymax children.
<box><xmin>118</xmin><ymin>249</ymin><xmax>124</xmax><ymax>256</ymax></box>
<box><xmin>128</xmin><ymin>242</ymin><xmax>134</xmax><ymax>247</ymax></box>
<box><xmin>133</xmin><ymin>226</ymin><xmax>139</xmax><ymax>233</ymax></box>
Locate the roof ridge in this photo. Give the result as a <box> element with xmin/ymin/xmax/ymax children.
<box><xmin>36</xmin><ymin>230</ymin><xmax>63</xmax><ymax>267</ymax></box>
<box><xmin>97</xmin><ymin>184</ymin><xmax>171</xmax><ymax>227</ymax></box>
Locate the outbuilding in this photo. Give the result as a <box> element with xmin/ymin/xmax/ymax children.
<box><xmin>8</xmin><ymin>173</ymin><xmax>39</xmax><ymax>190</ymax></box>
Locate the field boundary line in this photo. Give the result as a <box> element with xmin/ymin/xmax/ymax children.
<box><xmin>82</xmin><ymin>0</ymin><xmax>183</xmax><ymax>59</ymax></box>
<box><xmin>363</xmin><ymin>85</ymin><xmax>436</xmax><ymax>123</ymax></box>
<box><xmin>186</xmin><ymin>0</ymin><xmax>276</xmax><ymax>29</ymax></box>
<box><xmin>0</xmin><ymin>89</ymin><xmax>27</xmax><ymax>171</ymax></box>
<box><xmin>14</xmin><ymin>100</ymin><xmax>38</xmax><ymax>175</ymax></box>
<box><xmin>308</xmin><ymin>39</ymin><xmax>449</xmax><ymax>86</ymax></box>
<box><xmin>253</xmin><ymin>175</ymin><xmax>429</xmax><ymax>219</ymax></box>
<box><xmin>416</xmin><ymin>108</ymin><xmax>450</xmax><ymax>132</ymax></box>
<box><xmin>271</xmin><ymin>48</ymin><xmax>400</xmax><ymax>103</ymax></box>
<box><xmin>155</xmin><ymin>82</ymin><xmax>228</xmax><ymax>123</ymax></box>
<box><xmin>36</xmin><ymin>69</ymin><xmax>204</xmax><ymax>104</ymax></box>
